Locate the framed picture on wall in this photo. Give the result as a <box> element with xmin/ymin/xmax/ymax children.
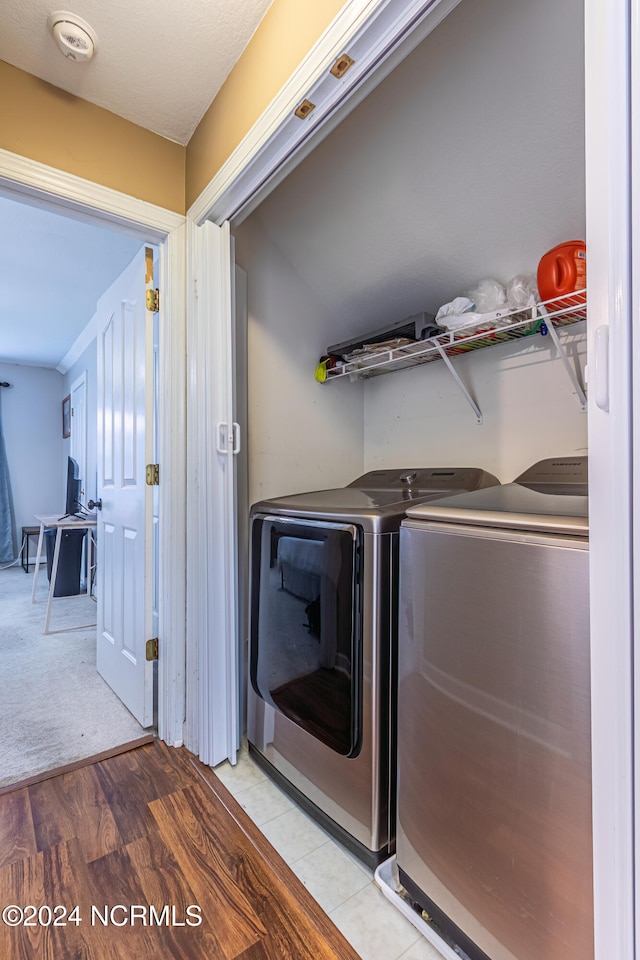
<box><xmin>62</xmin><ymin>394</ymin><xmax>71</xmax><ymax>439</ymax></box>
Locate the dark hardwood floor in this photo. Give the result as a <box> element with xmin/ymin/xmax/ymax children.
<box><xmin>0</xmin><ymin>741</ymin><xmax>362</xmax><ymax>959</ymax></box>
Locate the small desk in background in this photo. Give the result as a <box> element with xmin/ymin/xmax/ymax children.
<box><xmin>31</xmin><ymin>514</ymin><xmax>97</xmax><ymax>635</ymax></box>
<box><xmin>21</xmin><ymin>525</ymin><xmax>41</xmax><ymax>573</ymax></box>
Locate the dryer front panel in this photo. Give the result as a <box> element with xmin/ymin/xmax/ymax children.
<box><xmin>250</xmin><ymin>515</ymin><xmax>362</xmax><ymax>757</ymax></box>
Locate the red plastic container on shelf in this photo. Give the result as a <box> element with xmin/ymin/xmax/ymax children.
<box><xmin>537</xmin><ymin>240</ymin><xmax>586</xmax><ymax>305</ymax></box>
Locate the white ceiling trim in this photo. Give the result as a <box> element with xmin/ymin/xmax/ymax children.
<box><xmin>0</xmin><ymin>147</ymin><xmax>184</xmax><ymax>239</ymax></box>
<box><xmin>188</xmin><ymin>0</ymin><xmax>461</xmax><ymax>227</ymax></box>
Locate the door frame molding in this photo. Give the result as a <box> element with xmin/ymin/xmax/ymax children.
<box><xmin>69</xmin><ymin>370</ymin><xmax>87</xmax><ymax>493</ymax></box>
<box><xmin>69</xmin><ymin>370</ymin><xmax>89</xmax><ymax>593</ymax></box>
<box><xmin>0</xmin><ymin>146</ymin><xmax>187</xmax><ymax>747</ymax></box>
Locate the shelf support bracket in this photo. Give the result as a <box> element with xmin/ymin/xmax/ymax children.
<box><xmin>435</xmin><ymin>344</ymin><xmax>483</xmax><ymax>423</ymax></box>
<box><xmin>538</xmin><ymin>306</ymin><xmax>588</xmax><ymax>411</ymax></box>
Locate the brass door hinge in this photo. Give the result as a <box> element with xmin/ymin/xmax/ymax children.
<box><xmin>146</xmin><ymin>463</ymin><xmax>159</xmax><ymax>486</ymax></box>
<box><xmin>146</xmin><ymin>288</ymin><xmax>160</xmax><ymax>312</ymax></box>
<box><xmin>145</xmin><ymin>246</ymin><xmax>154</xmax><ymax>284</ymax></box>
<box><xmin>146</xmin><ymin>638</ymin><xmax>159</xmax><ymax>661</ymax></box>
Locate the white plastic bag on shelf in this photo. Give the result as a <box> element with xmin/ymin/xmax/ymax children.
<box><xmin>435</xmin><ymin>297</ymin><xmax>480</xmax><ymax>331</ymax></box>
<box><xmin>467</xmin><ymin>278</ymin><xmax>506</xmax><ymax>313</ymax></box>
<box><xmin>505</xmin><ymin>274</ymin><xmax>538</xmax><ymax>310</ymax></box>
<box><xmin>435</xmin><ymin>295</ymin><xmax>510</xmax><ymax>334</ymax></box>
<box><xmin>439</xmin><ymin>309</ymin><xmax>514</xmax><ymax>333</ymax></box>
<box><xmin>437</xmin><ymin>311</ymin><xmax>484</xmax><ymax>332</ymax></box>
<box><xmin>435</xmin><ymin>296</ymin><xmax>476</xmax><ymax>322</ymax></box>
<box><xmin>435</xmin><ymin>273</ymin><xmax>540</xmax><ymax>336</ymax></box>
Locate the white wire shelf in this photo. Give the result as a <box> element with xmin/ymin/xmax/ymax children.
<box><xmin>324</xmin><ymin>290</ymin><xmax>587</xmax><ymax>382</ymax></box>
<box><xmin>322</xmin><ymin>290</ymin><xmax>587</xmax><ymax>422</ymax></box>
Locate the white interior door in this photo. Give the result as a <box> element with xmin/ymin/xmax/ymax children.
<box><xmin>96</xmin><ymin>246</ymin><xmax>154</xmax><ymax>727</ymax></box>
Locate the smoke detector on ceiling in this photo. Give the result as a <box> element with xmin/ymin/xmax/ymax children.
<box><xmin>47</xmin><ymin>11</ymin><xmax>97</xmax><ymax>62</ymax></box>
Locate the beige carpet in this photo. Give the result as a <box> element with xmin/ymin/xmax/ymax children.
<box><xmin>0</xmin><ymin>564</ymin><xmax>148</xmax><ymax>787</ymax></box>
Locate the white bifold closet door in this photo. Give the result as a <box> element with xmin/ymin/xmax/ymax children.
<box><xmin>187</xmin><ymin>220</ymin><xmax>241</xmax><ymax>767</ymax></box>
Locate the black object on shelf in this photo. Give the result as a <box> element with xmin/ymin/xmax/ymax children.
<box><xmin>327</xmin><ymin>311</ymin><xmax>438</xmax><ymax>359</ymax></box>
<box><xmin>44</xmin><ymin>528</ymin><xmax>87</xmax><ymax>597</ymax></box>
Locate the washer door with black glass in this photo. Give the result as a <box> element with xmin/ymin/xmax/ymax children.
<box><xmin>250</xmin><ymin>515</ymin><xmax>361</xmax><ymax>756</ymax></box>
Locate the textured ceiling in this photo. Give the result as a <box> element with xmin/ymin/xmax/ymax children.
<box><xmin>0</xmin><ymin>0</ymin><xmax>274</xmax><ymax>144</ymax></box>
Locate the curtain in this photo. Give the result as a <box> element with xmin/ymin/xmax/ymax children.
<box><xmin>0</xmin><ymin>391</ymin><xmax>16</xmax><ymax>563</ymax></box>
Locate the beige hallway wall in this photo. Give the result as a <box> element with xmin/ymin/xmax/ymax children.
<box><xmin>185</xmin><ymin>0</ymin><xmax>345</xmax><ymax>208</ymax></box>
<box><xmin>0</xmin><ymin>60</ymin><xmax>186</xmax><ymax>213</ymax></box>
<box><xmin>1</xmin><ymin>1</ymin><xmax>348</xmax><ymax>213</ymax></box>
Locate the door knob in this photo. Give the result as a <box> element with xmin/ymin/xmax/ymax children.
<box><xmin>87</xmin><ymin>498</ymin><xmax>102</xmax><ymax>511</ymax></box>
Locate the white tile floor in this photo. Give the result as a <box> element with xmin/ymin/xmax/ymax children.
<box><xmin>212</xmin><ymin>747</ymin><xmax>446</xmax><ymax>960</ymax></box>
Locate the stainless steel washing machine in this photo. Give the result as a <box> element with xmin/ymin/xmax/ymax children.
<box><xmin>247</xmin><ymin>466</ymin><xmax>499</xmax><ymax>866</ymax></box>
<box><xmin>396</xmin><ymin>456</ymin><xmax>591</xmax><ymax>960</ymax></box>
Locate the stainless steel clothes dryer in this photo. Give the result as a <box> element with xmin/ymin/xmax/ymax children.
<box><xmin>247</xmin><ymin>466</ymin><xmax>499</xmax><ymax>866</ymax></box>
<box><xmin>396</xmin><ymin>456</ymin><xmax>591</xmax><ymax>960</ymax></box>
